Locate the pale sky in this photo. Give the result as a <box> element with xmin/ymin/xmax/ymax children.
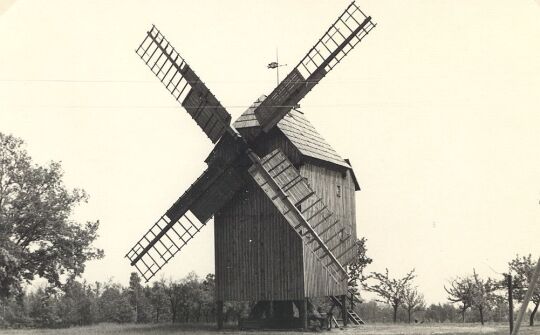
<box><xmin>0</xmin><ymin>0</ymin><xmax>539</xmax><ymax>304</ymax></box>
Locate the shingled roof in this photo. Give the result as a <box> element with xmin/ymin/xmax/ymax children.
<box><xmin>234</xmin><ymin>96</ymin><xmax>351</xmax><ymax>169</ymax></box>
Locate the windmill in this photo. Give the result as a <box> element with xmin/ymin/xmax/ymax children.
<box><xmin>126</xmin><ymin>2</ymin><xmax>376</xmax><ymax>329</ymax></box>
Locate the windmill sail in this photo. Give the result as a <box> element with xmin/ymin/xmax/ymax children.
<box><xmin>125</xmin><ymin>210</ymin><xmax>206</xmax><ymax>282</ymax></box>
<box><xmin>126</xmin><ymin>162</ymin><xmax>246</xmax><ymax>281</ymax></box>
<box><xmin>254</xmin><ymin>1</ymin><xmax>376</xmax><ymax>132</ymax></box>
<box><xmin>247</xmin><ymin>149</ymin><xmax>351</xmax><ymax>285</ymax></box>
<box><xmin>136</xmin><ymin>25</ymin><xmax>233</xmax><ymax>143</ymax></box>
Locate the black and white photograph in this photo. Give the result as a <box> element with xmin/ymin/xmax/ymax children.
<box><xmin>0</xmin><ymin>1</ymin><xmax>539</xmax><ymax>334</ymax></box>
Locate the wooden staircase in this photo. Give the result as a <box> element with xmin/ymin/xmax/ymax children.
<box><xmin>329</xmin><ymin>291</ymin><xmax>366</xmax><ymax>326</ymax></box>
<box><xmin>348</xmin><ymin>310</ymin><xmax>365</xmax><ymax>325</ymax></box>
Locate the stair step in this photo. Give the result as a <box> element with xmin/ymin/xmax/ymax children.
<box><xmin>328</xmin><ymin>290</ymin><xmax>366</xmax><ymax>325</ymax></box>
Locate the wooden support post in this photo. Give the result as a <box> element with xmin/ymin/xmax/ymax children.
<box><xmin>341</xmin><ymin>295</ymin><xmax>348</xmax><ymax>327</ymax></box>
<box><xmin>268</xmin><ymin>300</ymin><xmax>274</xmax><ymax>319</ymax></box>
<box><xmin>217</xmin><ymin>300</ymin><xmax>224</xmax><ymax>330</ymax></box>
<box><xmin>299</xmin><ymin>299</ymin><xmax>308</xmax><ymax>329</ymax></box>
<box><xmin>506</xmin><ymin>274</ymin><xmax>514</xmax><ymax>334</ymax></box>
<box><xmin>511</xmin><ymin>256</ymin><xmax>540</xmax><ymax>335</ymax></box>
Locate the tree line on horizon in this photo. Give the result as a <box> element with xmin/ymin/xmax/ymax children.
<box><xmin>0</xmin><ymin>271</ymin><xmax>248</xmax><ymax>328</ymax></box>
<box><xmin>1</xmin><ymin>256</ymin><xmax>539</xmax><ymax>329</ymax></box>
<box><xmin>358</xmin><ymin>254</ymin><xmax>540</xmax><ymax>326</ymax></box>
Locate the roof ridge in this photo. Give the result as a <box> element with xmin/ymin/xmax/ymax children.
<box><xmin>234</xmin><ymin>97</ymin><xmax>349</xmax><ymax>169</ymax></box>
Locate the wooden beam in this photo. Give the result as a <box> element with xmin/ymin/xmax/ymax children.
<box><xmin>507</xmin><ymin>274</ymin><xmax>514</xmax><ymax>334</ymax></box>
<box><xmin>300</xmin><ymin>299</ymin><xmax>308</xmax><ymax>330</ymax></box>
<box><xmin>511</xmin><ymin>256</ymin><xmax>540</xmax><ymax>335</ymax></box>
<box><xmin>217</xmin><ymin>300</ymin><xmax>224</xmax><ymax>329</ymax></box>
<box><xmin>341</xmin><ymin>295</ymin><xmax>348</xmax><ymax>327</ymax></box>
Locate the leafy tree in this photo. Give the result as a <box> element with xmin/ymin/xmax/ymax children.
<box><xmin>201</xmin><ymin>274</ymin><xmax>215</xmax><ymax>322</ymax></box>
<box><xmin>490</xmin><ymin>299</ymin><xmax>510</xmax><ymax>322</ymax></box>
<box><xmin>117</xmin><ymin>291</ymin><xmax>137</xmax><ymax>323</ymax></box>
<box><xmin>403</xmin><ymin>285</ymin><xmax>425</xmax><ymax>323</ymax></box>
<box><xmin>347</xmin><ymin>238</ymin><xmax>372</xmax><ymax>309</ymax></box>
<box><xmin>509</xmin><ymin>254</ymin><xmax>540</xmax><ymax>326</ymax></box>
<box><xmin>365</xmin><ymin>268</ymin><xmax>416</xmax><ymax>323</ymax></box>
<box><xmin>127</xmin><ymin>272</ymin><xmax>151</xmax><ymax>322</ymax></box>
<box><xmin>180</xmin><ymin>272</ymin><xmax>202</xmax><ymax>322</ymax></box>
<box><xmin>147</xmin><ymin>279</ymin><xmax>169</xmax><ymax>323</ymax></box>
<box><xmin>445</xmin><ymin>276</ymin><xmax>474</xmax><ymax>322</ymax></box>
<box><xmin>98</xmin><ymin>283</ymin><xmax>134</xmax><ymax>323</ymax></box>
<box><xmin>57</xmin><ymin>279</ymin><xmax>97</xmax><ymax>326</ymax></box>
<box><xmin>0</xmin><ymin>133</ymin><xmax>104</xmax><ymax>298</ymax></box>
<box><xmin>424</xmin><ymin>303</ymin><xmax>459</xmax><ymax>323</ymax></box>
<box><xmin>28</xmin><ymin>287</ymin><xmax>60</xmax><ymax>327</ymax></box>
<box><xmin>166</xmin><ymin>280</ymin><xmax>184</xmax><ymax>323</ymax></box>
<box><xmin>0</xmin><ymin>271</ymin><xmax>225</xmax><ymax>327</ymax></box>
<box><xmin>470</xmin><ymin>269</ymin><xmax>500</xmax><ymax>325</ymax></box>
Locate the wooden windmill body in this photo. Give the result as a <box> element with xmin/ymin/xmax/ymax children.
<box><xmin>126</xmin><ymin>2</ymin><xmax>376</xmax><ymax>329</ymax></box>
<box><xmin>216</xmin><ymin>101</ymin><xmax>360</xmax><ymax>303</ymax></box>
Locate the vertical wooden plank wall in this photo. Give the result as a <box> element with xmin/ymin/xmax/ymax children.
<box><xmin>300</xmin><ymin>163</ymin><xmax>357</xmax><ymax>297</ymax></box>
<box><xmin>214</xmin><ymin>129</ymin><xmax>358</xmax><ymax>301</ymax></box>
<box><xmin>215</xmin><ymin>179</ymin><xmax>305</xmax><ymax>301</ymax></box>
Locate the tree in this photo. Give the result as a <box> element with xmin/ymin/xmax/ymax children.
<box><xmin>347</xmin><ymin>238</ymin><xmax>372</xmax><ymax>309</ymax></box>
<box><xmin>365</xmin><ymin>268</ymin><xmax>416</xmax><ymax>323</ymax></box>
<box><xmin>445</xmin><ymin>276</ymin><xmax>474</xmax><ymax>322</ymax></box>
<box><xmin>98</xmin><ymin>282</ymin><xmax>135</xmax><ymax>323</ymax></box>
<box><xmin>127</xmin><ymin>272</ymin><xmax>150</xmax><ymax>322</ymax></box>
<box><xmin>403</xmin><ymin>285</ymin><xmax>425</xmax><ymax>323</ymax></box>
<box><xmin>509</xmin><ymin>254</ymin><xmax>540</xmax><ymax>326</ymax></box>
<box><xmin>0</xmin><ymin>133</ymin><xmax>103</xmax><ymax>298</ymax></box>
<box><xmin>181</xmin><ymin>272</ymin><xmax>202</xmax><ymax>322</ymax></box>
<box><xmin>470</xmin><ymin>269</ymin><xmax>500</xmax><ymax>325</ymax></box>
<box><xmin>57</xmin><ymin>279</ymin><xmax>97</xmax><ymax>326</ymax></box>
<box><xmin>424</xmin><ymin>303</ymin><xmax>459</xmax><ymax>323</ymax></box>
<box><xmin>148</xmin><ymin>279</ymin><xmax>169</xmax><ymax>323</ymax></box>
<box><xmin>166</xmin><ymin>280</ymin><xmax>184</xmax><ymax>323</ymax></box>
<box><xmin>200</xmin><ymin>274</ymin><xmax>215</xmax><ymax>322</ymax></box>
<box><xmin>28</xmin><ymin>286</ymin><xmax>60</xmax><ymax>327</ymax></box>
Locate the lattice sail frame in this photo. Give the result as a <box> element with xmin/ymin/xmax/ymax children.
<box><xmin>297</xmin><ymin>2</ymin><xmax>376</xmax><ymax>77</ymax></box>
<box><xmin>254</xmin><ymin>1</ymin><xmax>376</xmax><ymax>132</ymax></box>
<box><xmin>126</xmin><ymin>159</ymin><xmax>246</xmax><ymax>282</ymax></box>
<box><xmin>126</xmin><ymin>211</ymin><xmax>205</xmax><ymax>282</ymax></box>
<box><xmin>136</xmin><ymin>25</ymin><xmax>233</xmax><ymax>143</ymax></box>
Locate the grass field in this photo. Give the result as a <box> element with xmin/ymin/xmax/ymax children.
<box><xmin>0</xmin><ymin>323</ymin><xmax>538</xmax><ymax>335</ymax></box>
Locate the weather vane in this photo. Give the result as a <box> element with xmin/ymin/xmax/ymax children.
<box><xmin>267</xmin><ymin>48</ymin><xmax>287</xmax><ymax>86</ymax></box>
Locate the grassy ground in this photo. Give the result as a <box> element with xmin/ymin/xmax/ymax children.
<box><xmin>0</xmin><ymin>323</ymin><xmax>538</xmax><ymax>335</ymax></box>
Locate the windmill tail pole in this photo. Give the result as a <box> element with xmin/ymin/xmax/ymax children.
<box><xmin>511</xmin><ymin>256</ymin><xmax>540</xmax><ymax>335</ymax></box>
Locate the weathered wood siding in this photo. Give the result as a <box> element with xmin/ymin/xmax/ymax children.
<box><xmin>300</xmin><ymin>163</ymin><xmax>357</xmax><ymax>297</ymax></box>
<box><xmin>214</xmin><ymin>130</ymin><xmax>357</xmax><ymax>301</ymax></box>
<box><xmin>214</xmin><ymin>179</ymin><xmax>304</xmax><ymax>301</ymax></box>
<box><xmin>303</xmin><ymin>247</ymin><xmax>347</xmax><ymax>297</ymax></box>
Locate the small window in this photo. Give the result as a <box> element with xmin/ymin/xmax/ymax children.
<box><xmin>340</xmin><ymin>228</ymin><xmax>351</xmax><ymax>241</ymax></box>
<box><xmin>336</xmin><ymin>185</ymin><xmax>341</xmax><ymax>197</ymax></box>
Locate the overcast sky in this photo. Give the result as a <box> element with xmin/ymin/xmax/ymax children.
<box><xmin>1</xmin><ymin>0</ymin><xmax>539</xmax><ymax>304</ymax></box>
